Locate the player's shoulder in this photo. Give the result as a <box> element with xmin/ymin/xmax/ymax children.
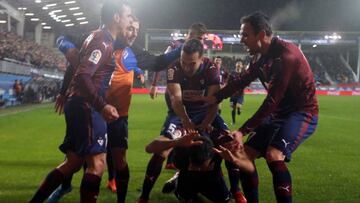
<box><xmin>85</xmin><ymin>29</ymin><xmax>113</xmax><ymax>49</ymax></box>
<box><xmin>203</xmin><ymin>57</ymin><xmax>217</xmax><ymax>70</ymax></box>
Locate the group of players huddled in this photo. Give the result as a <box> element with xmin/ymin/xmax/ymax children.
<box><xmin>29</xmin><ymin>1</ymin><xmax>318</xmax><ymax>203</ymax></box>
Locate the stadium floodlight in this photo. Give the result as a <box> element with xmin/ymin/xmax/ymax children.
<box><xmin>73</xmin><ymin>12</ymin><xmax>83</xmax><ymax>16</ymax></box>
<box><xmin>42</xmin><ymin>6</ymin><xmax>48</xmax><ymax>10</ymax></box>
<box><xmin>18</xmin><ymin>7</ymin><xmax>27</xmax><ymax>10</ymax></box>
<box><xmin>61</xmin><ymin>19</ymin><xmax>71</xmax><ymax>23</ymax></box>
<box><xmin>41</xmin><ymin>22</ymin><xmax>46</xmax><ymax>25</ymax></box>
<box><xmin>65</xmin><ymin>23</ymin><xmax>74</xmax><ymax>27</ymax></box>
<box><xmin>35</xmin><ymin>0</ymin><xmax>41</xmax><ymax>3</ymax></box>
<box><xmin>65</xmin><ymin>1</ymin><xmax>76</xmax><ymax>4</ymax></box>
<box><xmin>30</xmin><ymin>18</ymin><xmax>40</xmax><ymax>21</ymax></box>
<box><xmin>25</xmin><ymin>13</ymin><xmax>34</xmax><ymax>16</ymax></box>
<box><xmin>0</xmin><ymin>20</ymin><xmax>7</xmax><ymax>24</ymax></box>
<box><xmin>69</xmin><ymin>7</ymin><xmax>80</xmax><ymax>11</ymax></box>
<box><xmin>43</xmin><ymin>26</ymin><xmax>51</xmax><ymax>29</ymax></box>
<box><xmin>76</xmin><ymin>17</ymin><xmax>86</xmax><ymax>20</ymax></box>
<box><xmin>51</xmin><ymin>10</ymin><xmax>62</xmax><ymax>14</ymax></box>
<box><xmin>46</xmin><ymin>3</ymin><xmax>57</xmax><ymax>7</ymax></box>
<box><xmin>313</xmin><ymin>44</ymin><xmax>317</xmax><ymax>48</ymax></box>
<box><xmin>57</xmin><ymin>15</ymin><xmax>67</xmax><ymax>18</ymax></box>
<box><xmin>79</xmin><ymin>21</ymin><xmax>88</xmax><ymax>25</ymax></box>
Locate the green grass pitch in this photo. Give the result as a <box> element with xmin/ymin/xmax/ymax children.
<box><xmin>0</xmin><ymin>94</ymin><xmax>359</xmax><ymax>202</ymax></box>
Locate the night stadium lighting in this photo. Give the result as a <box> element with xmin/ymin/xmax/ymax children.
<box><xmin>30</xmin><ymin>18</ymin><xmax>40</xmax><ymax>21</ymax></box>
<box><xmin>65</xmin><ymin>23</ymin><xmax>74</xmax><ymax>27</ymax></box>
<box><xmin>325</xmin><ymin>33</ymin><xmax>342</xmax><ymax>40</ymax></box>
<box><xmin>73</xmin><ymin>12</ymin><xmax>83</xmax><ymax>16</ymax></box>
<box><xmin>61</xmin><ymin>19</ymin><xmax>71</xmax><ymax>23</ymax></box>
<box><xmin>43</xmin><ymin>26</ymin><xmax>51</xmax><ymax>29</ymax></box>
<box><xmin>79</xmin><ymin>21</ymin><xmax>88</xmax><ymax>25</ymax></box>
<box><xmin>0</xmin><ymin>20</ymin><xmax>7</xmax><ymax>24</ymax></box>
<box><xmin>41</xmin><ymin>22</ymin><xmax>46</xmax><ymax>25</ymax></box>
<box><xmin>50</xmin><ymin>10</ymin><xmax>62</xmax><ymax>14</ymax></box>
<box><xmin>18</xmin><ymin>7</ymin><xmax>27</xmax><ymax>10</ymax></box>
<box><xmin>57</xmin><ymin>15</ymin><xmax>67</xmax><ymax>18</ymax></box>
<box><xmin>64</xmin><ymin>1</ymin><xmax>76</xmax><ymax>4</ymax></box>
<box><xmin>46</xmin><ymin>3</ymin><xmax>57</xmax><ymax>7</ymax></box>
<box><xmin>42</xmin><ymin>6</ymin><xmax>48</xmax><ymax>10</ymax></box>
<box><xmin>25</xmin><ymin>13</ymin><xmax>34</xmax><ymax>16</ymax></box>
<box><xmin>69</xmin><ymin>7</ymin><xmax>80</xmax><ymax>11</ymax></box>
<box><xmin>76</xmin><ymin>17</ymin><xmax>86</xmax><ymax>20</ymax></box>
<box><xmin>313</xmin><ymin>44</ymin><xmax>317</xmax><ymax>48</ymax></box>
<box><xmin>35</xmin><ymin>0</ymin><xmax>41</xmax><ymax>3</ymax></box>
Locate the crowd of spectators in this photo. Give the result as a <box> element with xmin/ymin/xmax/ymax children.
<box><xmin>305</xmin><ymin>52</ymin><xmax>356</xmax><ymax>85</ymax></box>
<box><xmin>0</xmin><ymin>31</ymin><xmax>66</xmax><ymax>70</ymax></box>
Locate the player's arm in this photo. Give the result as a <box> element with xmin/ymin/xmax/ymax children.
<box><xmin>167</xmin><ymin>83</ymin><xmax>195</xmax><ymax>129</ymax></box>
<box><xmin>239</xmin><ymin>55</ymin><xmax>295</xmax><ymax>135</ymax></box>
<box><xmin>149</xmin><ymin>46</ymin><xmax>173</xmax><ymax>99</ymax></box>
<box><xmin>198</xmin><ymin>84</ymin><xmax>220</xmax><ymax>130</ymax></box>
<box><xmin>131</xmin><ymin>43</ymin><xmax>181</xmax><ymax>72</ymax></box>
<box><xmin>55</xmin><ymin>36</ymin><xmax>80</xmax><ymax>114</ymax></box>
<box><xmin>146</xmin><ymin>133</ymin><xmax>201</xmax><ymax>154</ymax></box>
<box><xmin>149</xmin><ymin>71</ymin><xmax>161</xmax><ymax>99</ymax></box>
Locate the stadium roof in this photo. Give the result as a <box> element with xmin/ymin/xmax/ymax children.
<box><xmin>6</xmin><ymin>0</ymin><xmax>360</xmax><ymax>36</ymax></box>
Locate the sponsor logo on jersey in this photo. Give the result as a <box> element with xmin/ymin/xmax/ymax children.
<box><xmin>89</xmin><ymin>49</ymin><xmax>102</xmax><ymax>64</ymax></box>
<box><xmin>182</xmin><ymin>90</ymin><xmax>205</xmax><ymax>101</ymax></box>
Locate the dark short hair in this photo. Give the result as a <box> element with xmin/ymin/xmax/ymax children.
<box><xmin>188</xmin><ymin>22</ymin><xmax>208</xmax><ymax>37</ymax></box>
<box><xmin>182</xmin><ymin>38</ymin><xmax>204</xmax><ymax>56</ymax></box>
<box><xmin>130</xmin><ymin>15</ymin><xmax>139</xmax><ymax>23</ymax></box>
<box><xmin>189</xmin><ymin>136</ymin><xmax>214</xmax><ymax>166</ymax></box>
<box><xmin>101</xmin><ymin>0</ymin><xmax>129</xmax><ymax>25</ymax></box>
<box><xmin>241</xmin><ymin>11</ymin><xmax>272</xmax><ymax>36</ymax></box>
<box><xmin>215</xmin><ymin>56</ymin><xmax>222</xmax><ymax>59</ymax></box>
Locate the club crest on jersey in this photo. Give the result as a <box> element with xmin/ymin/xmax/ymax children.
<box><xmin>89</xmin><ymin>49</ymin><xmax>102</xmax><ymax>64</ymax></box>
<box><xmin>97</xmin><ymin>137</ymin><xmax>104</xmax><ymax>146</ymax></box>
<box><xmin>168</xmin><ymin>68</ymin><xmax>175</xmax><ymax>80</ymax></box>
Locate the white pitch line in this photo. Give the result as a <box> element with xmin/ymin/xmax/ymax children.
<box><xmin>0</xmin><ymin>104</ymin><xmax>51</xmax><ymax>117</ymax></box>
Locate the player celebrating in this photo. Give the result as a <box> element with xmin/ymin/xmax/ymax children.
<box><xmin>29</xmin><ymin>1</ymin><xmax>132</xmax><ymax>203</ymax></box>
<box><xmin>197</xmin><ymin>12</ymin><xmax>318</xmax><ymax>203</ymax></box>
<box><xmin>137</xmin><ymin>39</ymin><xmax>247</xmax><ymax>203</ymax></box>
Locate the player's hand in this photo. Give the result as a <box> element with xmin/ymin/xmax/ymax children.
<box><xmin>223</xmin><ymin>130</ymin><xmax>244</xmax><ymax>152</ymax></box>
<box><xmin>54</xmin><ymin>94</ymin><xmax>67</xmax><ymax>115</ymax></box>
<box><xmin>188</xmin><ymin>95</ymin><xmax>217</xmax><ymax>105</ymax></box>
<box><xmin>213</xmin><ymin>144</ymin><xmax>255</xmax><ymax>173</ymax></box>
<box><xmin>149</xmin><ymin>85</ymin><xmax>158</xmax><ymax>99</ymax></box>
<box><xmin>181</xmin><ymin>118</ymin><xmax>196</xmax><ymax>131</ymax></box>
<box><xmin>213</xmin><ymin>145</ymin><xmax>237</xmax><ymax>163</ymax></box>
<box><xmin>101</xmin><ymin>104</ymin><xmax>119</xmax><ymax>122</ymax></box>
<box><xmin>175</xmin><ymin>130</ymin><xmax>202</xmax><ymax>148</ymax></box>
<box><xmin>139</xmin><ymin>74</ymin><xmax>145</xmax><ymax>85</ymax></box>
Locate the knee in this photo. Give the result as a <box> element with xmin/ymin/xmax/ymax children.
<box><xmin>265</xmin><ymin>147</ymin><xmax>285</xmax><ymax>163</ymax></box>
<box><xmin>87</xmin><ymin>157</ymin><xmax>106</xmax><ymax>176</ymax></box>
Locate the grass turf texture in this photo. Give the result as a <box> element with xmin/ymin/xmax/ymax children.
<box><xmin>0</xmin><ymin>95</ymin><xmax>359</xmax><ymax>203</ymax></box>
